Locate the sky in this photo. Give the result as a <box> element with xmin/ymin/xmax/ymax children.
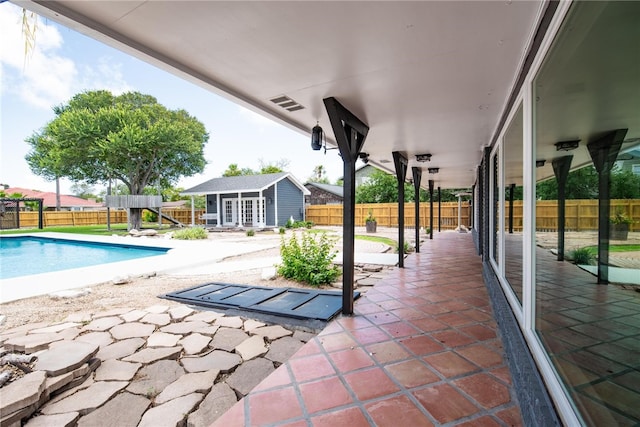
<box><xmin>0</xmin><ymin>3</ymin><xmax>347</xmax><ymax>196</ymax></box>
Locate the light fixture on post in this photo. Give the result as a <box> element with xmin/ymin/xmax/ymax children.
<box><xmin>311</xmin><ymin>122</ymin><xmax>338</xmax><ymax>154</ymax></box>
<box><xmin>555</xmin><ymin>140</ymin><xmax>580</xmax><ymax>151</ymax></box>
<box><xmin>358</xmin><ymin>152</ymin><xmax>369</xmax><ymax>164</ymax></box>
<box><xmin>428</xmin><ymin>167</ymin><xmax>439</xmax><ymax>174</ymax></box>
<box><xmin>416</xmin><ymin>154</ymin><xmax>432</xmax><ymax>162</ymax></box>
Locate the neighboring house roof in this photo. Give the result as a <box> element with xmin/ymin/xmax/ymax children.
<box><xmin>162</xmin><ymin>200</ymin><xmax>188</xmax><ymax>208</ymax></box>
<box><xmin>3</xmin><ymin>187</ymin><xmax>103</xmax><ymax>208</ymax></box>
<box><xmin>182</xmin><ymin>172</ymin><xmax>310</xmax><ymax>196</ymax></box>
<box><xmin>305</xmin><ymin>182</ymin><xmax>344</xmax><ymax>198</ymax></box>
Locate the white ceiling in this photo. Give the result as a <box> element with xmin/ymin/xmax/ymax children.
<box><xmin>18</xmin><ymin>0</ymin><xmax>545</xmax><ymax>189</ymax></box>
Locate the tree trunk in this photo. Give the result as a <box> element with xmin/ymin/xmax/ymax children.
<box><xmin>130</xmin><ymin>208</ymin><xmax>142</xmax><ymax>230</ymax></box>
<box><xmin>55</xmin><ymin>177</ymin><xmax>61</xmax><ymax>211</ymax></box>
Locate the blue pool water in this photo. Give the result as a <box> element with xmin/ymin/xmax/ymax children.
<box><xmin>0</xmin><ymin>236</ymin><xmax>170</xmax><ymax>279</ymax></box>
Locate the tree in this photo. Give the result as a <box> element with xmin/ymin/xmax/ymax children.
<box><xmin>26</xmin><ymin>90</ymin><xmax>208</xmax><ymax>229</ymax></box>
<box><xmin>223</xmin><ymin>163</ymin><xmax>255</xmax><ymax>177</ymax></box>
<box><xmin>310</xmin><ymin>165</ymin><xmax>329</xmax><ymax>184</ymax></box>
<box><xmin>259</xmin><ymin>158</ymin><xmax>289</xmax><ymax>174</ymax></box>
<box><xmin>355</xmin><ymin>170</ymin><xmax>416</xmax><ymax>203</ymax></box>
<box><xmin>70</xmin><ymin>182</ymin><xmax>98</xmax><ymax>200</ymax></box>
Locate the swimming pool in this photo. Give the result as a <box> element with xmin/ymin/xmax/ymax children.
<box><xmin>0</xmin><ymin>236</ymin><xmax>170</xmax><ymax>279</ymax></box>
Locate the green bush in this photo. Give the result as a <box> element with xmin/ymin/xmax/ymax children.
<box><xmin>568</xmin><ymin>247</ymin><xmax>596</xmax><ymax>265</ymax></box>
<box><xmin>277</xmin><ymin>231</ymin><xmax>340</xmax><ymax>286</ymax></box>
<box><xmin>246</xmin><ymin>229</ymin><xmax>255</xmax><ymax>237</ymax></box>
<box><xmin>279</xmin><ymin>227</ymin><xmax>286</xmax><ymax>234</ymax></box>
<box><xmin>395</xmin><ymin>241</ymin><xmax>413</xmax><ymax>253</ymax></box>
<box><xmin>172</xmin><ymin>227</ymin><xmax>208</xmax><ymax>240</ymax></box>
<box><xmin>142</xmin><ymin>210</ymin><xmax>158</xmax><ymax>222</ymax></box>
<box><xmin>284</xmin><ymin>218</ymin><xmax>314</xmax><ymax>229</ymax></box>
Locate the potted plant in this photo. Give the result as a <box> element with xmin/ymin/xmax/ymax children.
<box><xmin>610</xmin><ymin>210</ymin><xmax>632</xmax><ymax>240</ymax></box>
<box><xmin>365</xmin><ymin>209</ymin><xmax>377</xmax><ymax>233</ymax></box>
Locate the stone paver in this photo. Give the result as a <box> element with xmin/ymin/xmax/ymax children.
<box><xmin>94</xmin><ymin>359</ymin><xmax>141</xmax><ymax>381</ymax></box>
<box><xmin>243</xmin><ymin>319</ymin><xmax>265</xmax><ymax>332</ymax></box>
<box><xmin>24</xmin><ymin>412</ymin><xmax>79</xmax><ymax>427</ymax></box>
<box><xmin>41</xmin><ymin>381</ymin><xmax>128</xmax><ymax>416</ymax></box>
<box><xmin>30</xmin><ymin>322</ymin><xmax>81</xmax><ymax>334</ymax></box>
<box><xmin>147</xmin><ymin>331</ymin><xmax>181</xmax><ymax>347</ymax></box>
<box><xmin>179</xmin><ymin>333</ymin><xmax>211</xmax><ymax>355</ymax></box>
<box><xmin>160</xmin><ymin>321</ymin><xmax>209</xmax><ymax>334</ymax></box>
<box><xmin>210</xmin><ymin>327</ymin><xmax>249</xmax><ymax>351</ymax></box>
<box><xmin>92</xmin><ymin>308</ymin><xmax>133</xmax><ymax>319</ymax></box>
<box><xmin>186</xmin><ymin>311</ymin><xmax>224</xmax><ymax>323</ymax></box>
<box><xmin>214</xmin><ymin>316</ymin><xmax>244</xmax><ymax>328</ymax></box>
<box><xmin>250</xmin><ymin>325</ymin><xmax>293</xmax><ymax>340</ymax></box>
<box><xmin>34</xmin><ymin>341</ymin><xmax>99</xmax><ymax>376</ymax></box>
<box><xmin>63</xmin><ymin>313</ymin><xmax>92</xmax><ymax>323</ymax></box>
<box><xmin>82</xmin><ymin>316</ymin><xmax>123</xmax><ymax>332</ymax></box>
<box><xmin>194</xmin><ymin>325</ymin><xmax>221</xmax><ymax>336</ymax></box>
<box><xmin>140</xmin><ymin>313</ymin><xmax>171</xmax><ymax>326</ymax></box>
<box><xmin>76</xmin><ymin>392</ymin><xmax>150</xmax><ymax>427</ymax></box>
<box><xmin>143</xmin><ymin>305</ymin><xmax>170</xmax><ymax>314</ymax></box>
<box><xmin>138</xmin><ymin>393</ymin><xmax>204</xmax><ymax>427</ymax></box>
<box><xmin>168</xmin><ymin>306</ymin><xmax>194</xmax><ymax>320</ymax></box>
<box><xmin>122</xmin><ymin>346</ymin><xmax>182</xmax><ymax>364</ymax></box>
<box><xmin>226</xmin><ymin>358</ymin><xmax>275</xmax><ymax>396</ymax></box>
<box><xmin>109</xmin><ymin>322</ymin><xmax>155</xmax><ymax>340</ymax></box>
<box><xmin>187</xmin><ymin>383</ymin><xmax>238</xmax><ymax>427</ymax></box>
<box><xmin>264</xmin><ymin>336</ymin><xmax>304</xmax><ymax>364</ymax></box>
<box><xmin>182</xmin><ymin>350</ymin><xmax>242</xmax><ymax>373</ymax></box>
<box><xmin>235</xmin><ymin>335</ymin><xmax>267</xmax><ymax>361</ymax></box>
<box><xmin>0</xmin><ymin>370</ymin><xmax>46</xmax><ymax>415</ymax></box>
<box><xmin>44</xmin><ymin>371</ymin><xmax>74</xmax><ymax>396</ymax></box>
<box><xmin>95</xmin><ymin>338</ymin><xmax>145</xmax><ymax>360</ymax></box>
<box><xmin>120</xmin><ymin>310</ymin><xmax>147</xmax><ymax>323</ymax></box>
<box><xmin>155</xmin><ymin>369</ymin><xmax>219</xmax><ymax>404</ymax></box>
<box><xmin>4</xmin><ymin>332</ymin><xmax>63</xmax><ymax>353</ymax></box>
<box><xmin>126</xmin><ymin>359</ymin><xmax>185</xmax><ymax>397</ymax></box>
<box><xmin>293</xmin><ymin>330</ymin><xmax>315</xmax><ymax>342</ymax></box>
<box><xmin>74</xmin><ymin>331</ymin><xmax>113</xmax><ymax>348</ymax></box>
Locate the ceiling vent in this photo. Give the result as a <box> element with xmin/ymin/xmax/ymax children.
<box><xmin>270</xmin><ymin>95</ymin><xmax>305</xmax><ymax>112</ymax></box>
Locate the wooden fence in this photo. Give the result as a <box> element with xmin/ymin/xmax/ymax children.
<box><xmin>9</xmin><ymin>200</ymin><xmax>640</xmax><ymax>232</ymax></box>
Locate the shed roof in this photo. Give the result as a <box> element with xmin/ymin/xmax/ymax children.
<box><xmin>182</xmin><ymin>172</ymin><xmax>310</xmax><ymax>196</ymax></box>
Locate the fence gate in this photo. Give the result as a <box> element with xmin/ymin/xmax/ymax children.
<box><xmin>0</xmin><ymin>198</ymin><xmax>43</xmax><ymax>230</ymax></box>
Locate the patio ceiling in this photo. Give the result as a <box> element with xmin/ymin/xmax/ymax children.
<box><xmin>18</xmin><ymin>1</ymin><xmax>545</xmax><ymax>189</ymax></box>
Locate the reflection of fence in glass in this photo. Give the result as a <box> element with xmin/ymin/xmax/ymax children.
<box><xmin>523</xmin><ymin>200</ymin><xmax>638</xmax><ymax>232</ymax></box>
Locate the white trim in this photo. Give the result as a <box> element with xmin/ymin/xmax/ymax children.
<box><xmin>274</xmin><ymin>183</ymin><xmax>279</xmax><ymax>226</ymax></box>
<box><xmin>216</xmin><ymin>194</ymin><xmax>221</xmax><ymax>227</ymax></box>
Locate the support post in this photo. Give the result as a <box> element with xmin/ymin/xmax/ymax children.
<box><xmin>393</xmin><ymin>152</ymin><xmax>408</xmax><ymax>267</ymax></box>
<box><xmin>508</xmin><ymin>183</ymin><xmax>515</xmax><ymax>234</ymax></box>
<box><xmin>324</xmin><ymin>97</ymin><xmax>369</xmax><ymax>315</ymax></box>
<box><xmin>412</xmin><ymin>167</ymin><xmax>422</xmax><ymax>253</ymax></box>
<box><xmin>37</xmin><ymin>199</ymin><xmax>43</xmax><ymax>229</ymax></box>
<box><xmin>428</xmin><ymin>180</ymin><xmax>434</xmax><ymax>240</ymax></box>
<box><xmin>587</xmin><ymin>129</ymin><xmax>626</xmax><ymax>284</ymax></box>
<box><xmin>438</xmin><ymin>187</ymin><xmax>441</xmax><ymax>232</ymax></box>
<box><xmin>191</xmin><ymin>196</ymin><xmax>196</xmax><ymax>226</ymax></box>
<box><xmin>481</xmin><ymin>147</ymin><xmax>491</xmax><ymax>259</ymax></box>
<box><xmin>552</xmin><ymin>156</ymin><xmax>572</xmax><ymax>261</ymax></box>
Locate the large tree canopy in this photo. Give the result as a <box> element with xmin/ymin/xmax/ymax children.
<box><xmin>26</xmin><ymin>90</ymin><xmax>209</xmax><ymax>228</ymax></box>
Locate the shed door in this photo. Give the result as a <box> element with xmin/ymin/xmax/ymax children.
<box><xmin>223</xmin><ymin>199</ymin><xmax>236</xmax><ymax>225</ymax></box>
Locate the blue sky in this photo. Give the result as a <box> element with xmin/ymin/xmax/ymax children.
<box><xmin>0</xmin><ymin>3</ymin><xmax>345</xmax><ymax>195</ymax></box>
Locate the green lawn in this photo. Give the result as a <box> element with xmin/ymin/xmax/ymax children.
<box><xmin>355</xmin><ymin>234</ymin><xmax>396</xmax><ymax>247</ymax></box>
<box><xmin>583</xmin><ymin>244</ymin><xmax>640</xmax><ymax>253</ymax></box>
<box><xmin>0</xmin><ymin>224</ymin><xmax>171</xmax><ymax>236</ymax></box>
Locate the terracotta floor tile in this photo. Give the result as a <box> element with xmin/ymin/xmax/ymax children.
<box><xmin>453</xmin><ymin>373</ymin><xmax>511</xmax><ymax>408</ymax></box>
<box><xmin>378</xmin><ymin>299</ymin><xmax>407</xmax><ymax>310</ymax></box>
<box><xmin>409</xmin><ymin>317</ymin><xmax>449</xmax><ymax>333</ymax></box>
<box><xmin>461</xmin><ymin>308</ymin><xmax>493</xmax><ymax>323</ymax></box>
<box><xmin>390</xmin><ymin>307</ymin><xmax>427</xmax><ymax>320</ymax></box>
<box><xmin>252</xmin><ymin>364</ymin><xmax>292</xmax><ymax>392</ymax></box>
<box><xmin>300</xmin><ymin>376</ymin><xmax>353</xmax><ymax>414</ymax></box>
<box><xmin>365</xmin><ymin>312</ymin><xmax>401</xmax><ymax>325</ymax></box>
<box><xmin>249</xmin><ymin>387</ymin><xmax>302</xmax><ymax>425</ymax></box>
<box><xmin>350</xmin><ymin>326</ymin><xmax>391</xmax><ymax>345</ymax></box>
<box><xmin>379</xmin><ymin>321</ymin><xmax>420</xmax><ymax>338</ymax></box>
<box><xmin>424</xmin><ymin>351</ymin><xmax>479</xmax><ymax>378</ymax></box>
<box><xmin>431</xmin><ymin>329</ymin><xmax>476</xmax><ymax>348</ymax></box>
<box><xmin>354</xmin><ymin>302</ymin><xmax>385</xmax><ymax>315</ymax></box>
<box><xmin>317</xmin><ymin>321</ymin><xmax>343</xmax><ymax>336</ymax></box>
<box><xmin>458</xmin><ymin>324</ymin><xmax>497</xmax><ymax>342</ymax></box>
<box><xmin>494</xmin><ymin>406</ymin><xmax>524</xmax><ymax>427</ymax></box>
<box><xmin>456</xmin><ymin>344</ymin><xmax>503</xmax><ymax>368</ymax></box>
<box><xmin>366</xmin><ymin>340</ymin><xmax>411</xmax><ymax>364</ymax></box>
<box><xmin>329</xmin><ymin>347</ymin><xmax>375</xmax><ymax>373</ymax></box>
<box><xmin>397</xmin><ymin>296</ymin><xmax>428</xmax><ymax>307</ymax></box>
<box><xmin>344</xmin><ymin>367</ymin><xmax>400</xmax><ymax>401</ymax></box>
<box><xmin>336</xmin><ymin>315</ymin><xmax>374</xmax><ymax>331</ymax></box>
<box><xmin>366</xmin><ymin>395</ymin><xmax>434</xmax><ymax>427</ymax></box>
<box><xmin>413</xmin><ymin>383</ymin><xmax>480</xmax><ymax>423</ymax></box>
<box><xmin>311</xmin><ymin>406</ymin><xmax>370</xmax><ymax>427</ymax></box>
<box><xmin>400</xmin><ymin>335</ymin><xmax>445</xmax><ymax>356</ymax></box>
<box><xmin>291</xmin><ymin>338</ymin><xmax>322</xmax><ymax>359</ymax></box>
<box><xmin>456</xmin><ymin>415</ymin><xmax>503</xmax><ymax>427</ymax></box>
<box><xmin>318</xmin><ymin>331</ymin><xmax>357</xmax><ymax>353</ymax></box>
<box><xmin>384</xmin><ymin>359</ymin><xmax>439</xmax><ymax>388</ymax></box>
<box><xmin>489</xmin><ymin>366</ymin><xmax>513</xmax><ymax>385</ymax></box>
<box><xmin>278</xmin><ymin>421</ymin><xmax>308</xmax><ymax>427</ymax></box>
<box><xmin>289</xmin><ymin>353</ymin><xmax>336</xmax><ymax>383</ymax></box>
<box><xmin>416</xmin><ymin>303</ymin><xmax>452</xmax><ymax>315</ymax></box>
<box><xmin>436</xmin><ymin>312</ymin><xmax>475</xmax><ymax>327</ymax></box>
<box><xmin>210</xmin><ymin>399</ymin><xmax>244</xmax><ymax>427</ymax></box>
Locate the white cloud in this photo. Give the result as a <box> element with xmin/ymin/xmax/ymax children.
<box><xmin>0</xmin><ymin>4</ymin><xmax>131</xmax><ymax>110</ymax></box>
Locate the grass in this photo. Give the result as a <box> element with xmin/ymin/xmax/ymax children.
<box><xmin>355</xmin><ymin>234</ymin><xmax>396</xmax><ymax>247</ymax></box>
<box><xmin>0</xmin><ymin>223</ymin><xmax>172</xmax><ymax>236</ymax></box>
<box><xmin>581</xmin><ymin>244</ymin><xmax>640</xmax><ymax>253</ymax></box>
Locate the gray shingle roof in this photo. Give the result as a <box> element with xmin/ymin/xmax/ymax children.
<box><xmin>305</xmin><ymin>182</ymin><xmax>344</xmax><ymax>198</ymax></box>
<box><xmin>182</xmin><ymin>172</ymin><xmax>309</xmax><ymax>195</ymax></box>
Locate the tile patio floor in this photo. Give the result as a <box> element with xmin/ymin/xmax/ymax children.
<box><xmin>212</xmin><ymin>233</ymin><xmax>523</xmax><ymax>426</ymax></box>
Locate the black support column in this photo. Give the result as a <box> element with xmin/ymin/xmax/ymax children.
<box><xmin>412</xmin><ymin>167</ymin><xmax>422</xmax><ymax>253</ymax></box>
<box><xmin>587</xmin><ymin>129</ymin><xmax>626</xmax><ymax>284</ymax></box>
<box><xmin>438</xmin><ymin>187</ymin><xmax>441</xmax><ymax>232</ymax></box>
<box><xmin>508</xmin><ymin>183</ymin><xmax>515</xmax><ymax>234</ymax></box>
<box><xmin>393</xmin><ymin>152</ymin><xmax>408</xmax><ymax>268</ymax></box>
<box><xmin>552</xmin><ymin>155</ymin><xmax>573</xmax><ymax>261</ymax></box>
<box><xmin>481</xmin><ymin>147</ymin><xmax>491</xmax><ymax>259</ymax></box>
<box><xmin>324</xmin><ymin>97</ymin><xmax>369</xmax><ymax>314</ymax></box>
<box><xmin>428</xmin><ymin>180</ymin><xmax>434</xmax><ymax>240</ymax></box>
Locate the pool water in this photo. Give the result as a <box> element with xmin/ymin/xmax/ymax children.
<box><xmin>0</xmin><ymin>236</ymin><xmax>170</xmax><ymax>279</ymax></box>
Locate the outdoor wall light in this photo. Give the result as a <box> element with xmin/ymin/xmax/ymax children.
<box><xmin>428</xmin><ymin>167</ymin><xmax>439</xmax><ymax>174</ymax></box>
<box><xmin>358</xmin><ymin>152</ymin><xmax>369</xmax><ymax>164</ymax></box>
<box><xmin>555</xmin><ymin>140</ymin><xmax>580</xmax><ymax>151</ymax></box>
<box><xmin>311</xmin><ymin>123</ymin><xmax>324</xmax><ymax>151</ymax></box>
<box><xmin>536</xmin><ymin>160</ymin><xmax>546</xmax><ymax>167</ymax></box>
<box><xmin>416</xmin><ymin>154</ymin><xmax>432</xmax><ymax>162</ymax></box>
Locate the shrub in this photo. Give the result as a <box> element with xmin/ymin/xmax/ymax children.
<box><xmin>246</xmin><ymin>229</ymin><xmax>255</xmax><ymax>237</ymax></box>
<box><xmin>285</xmin><ymin>218</ymin><xmax>314</xmax><ymax>229</ymax></box>
<box><xmin>277</xmin><ymin>231</ymin><xmax>340</xmax><ymax>286</ymax></box>
<box><xmin>568</xmin><ymin>247</ymin><xmax>596</xmax><ymax>265</ymax></box>
<box><xmin>172</xmin><ymin>227</ymin><xmax>208</xmax><ymax>240</ymax></box>
<box><xmin>279</xmin><ymin>227</ymin><xmax>286</xmax><ymax>234</ymax></box>
<box><xmin>142</xmin><ymin>210</ymin><xmax>158</xmax><ymax>222</ymax></box>
<box><xmin>395</xmin><ymin>241</ymin><xmax>413</xmax><ymax>253</ymax></box>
